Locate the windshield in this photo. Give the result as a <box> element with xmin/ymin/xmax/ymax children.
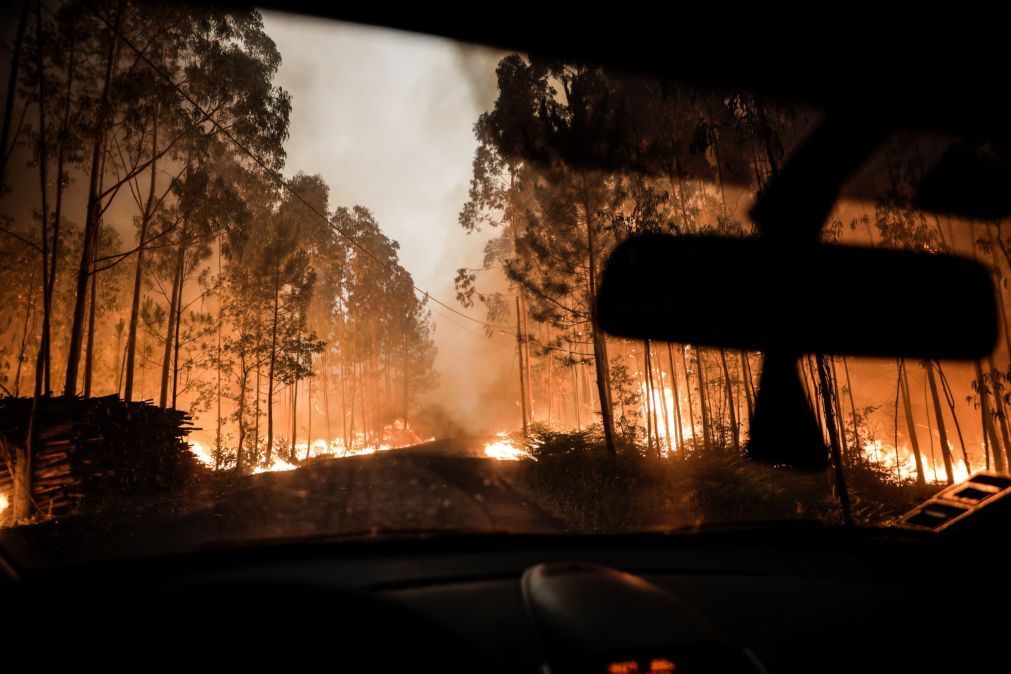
<box><xmin>0</xmin><ymin>3</ymin><xmax>1005</xmax><ymax>564</ymax></box>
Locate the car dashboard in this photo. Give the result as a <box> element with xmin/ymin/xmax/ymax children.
<box><xmin>2</xmin><ymin>526</ymin><xmax>1001</xmax><ymax>673</ymax></box>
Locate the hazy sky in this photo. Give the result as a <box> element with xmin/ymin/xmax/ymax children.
<box><xmin>260</xmin><ymin>11</ymin><xmax>520</xmax><ymax>430</ymax></box>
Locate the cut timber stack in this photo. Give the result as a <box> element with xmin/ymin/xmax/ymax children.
<box><xmin>0</xmin><ymin>395</ymin><xmax>200</xmax><ymax>520</ymax></box>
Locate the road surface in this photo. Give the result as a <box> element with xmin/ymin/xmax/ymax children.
<box><xmin>1</xmin><ymin>439</ymin><xmax>564</xmax><ymax>565</ymax></box>
<box><xmin>178</xmin><ymin>443</ymin><xmax>563</xmax><ymax>541</ymax></box>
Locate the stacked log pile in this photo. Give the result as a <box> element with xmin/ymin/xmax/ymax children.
<box><xmin>0</xmin><ymin>395</ymin><xmax>200</xmax><ymax>520</ymax></box>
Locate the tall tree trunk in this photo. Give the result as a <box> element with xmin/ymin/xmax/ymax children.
<box><xmin>922</xmin><ymin>375</ymin><xmax>939</xmax><ymax>483</ymax></box>
<box><xmin>515</xmin><ymin>295</ymin><xmax>529</xmax><ymax>436</ymax></box>
<box><xmin>936</xmin><ymin>363</ymin><xmax>971</xmax><ymax>473</ymax></box>
<box><xmin>829</xmin><ymin>357</ymin><xmax>848</xmax><ymax>466</ymax></box>
<box><xmin>123</xmin><ymin>108</ymin><xmax>160</xmax><ymax>402</ymax></box>
<box><xmin>681</xmin><ymin>345</ymin><xmax>697</xmax><ymax>450</ymax></box>
<box><xmin>307</xmin><ymin>366</ymin><xmax>313</xmax><ymax>460</ymax></box>
<box><xmin>339</xmin><ymin>307</ymin><xmax>349</xmax><ymax>449</ymax></box>
<box><xmin>648</xmin><ymin>345</ymin><xmax>662</xmax><ymax>456</ymax></box>
<box><xmin>891</xmin><ymin>371</ymin><xmax>903</xmax><ymax>480</ymax></box>
<box><xmin>370</xmin><ymin>318</ymin><xmax>380</xmax><ymax>443</ymax></box>
<box><xmin>398</xmin><ymin>331</ymin><xmax>406</xmax><ymax>426</ymax></box>
<box><xmin>643</xmin><ymin>340</ymin><xmax>656</xmax><ymax>455</ymax></box>
<box><xmin>0</xmin><ymin>0</ymin><xmax>30</xmax><ymax>188</ymax></box>
<box><xmin>47</xmin><ymin>3</ymin><xmax>77</xmax><ymax>391</ymax></box>
<box><xmin>654</xmin><ymin>342</ymin><xmax>673</xmax><ymax>456</ymax></box>
<box><xmin>739</xmin><ymin>351</ymin><xmax>755</xmax><ymax>423</ymax></box>
<box><xmin>235</xmin><ymin>359</ymin><xmax>247</xmax><ymax>472</ymax></box>
<box><xmin>266</xmin><ymin>264</ymin><xmax>280</xmax><ymax>463</ymax></box>
<box><xmin>899</xmin><ymin>360</ymin><xmax>927</xmax><ymax>485</ymax></box>
<box><xmin>34</xmin><ymin>1</ymin><xmax>52</xmax><ymax>397</ymax></box>
<box><xmin>571</xmin><ymin>353</ymin><xmax>581</xmax><ymax>430</ymax></box>
<box><xmin>171</xmin><ymin>265</ymin><xmax>182</xmax><ymax>409</ymax></box>
<box><xmin>323</xmin><ymin>350</ymin><xmax>332</xmax><ymax>446</ymax></box>
<box><xmin>160</xmin><ymin>228</ymin><xmax>186</xmax><ymax>407</ymax></box>
<box><xmin>695</xmin><ymin>347</ymin><xmax>713</xmax><ymax>452</ymax></box>
<box><xmin>667</xmin><ymin>343</ymin><xmax>684</xmax><ymax>458</ymax></box>
<box><xmin>719</xmin><ymin>348</ymin><xmax>740</xmax><ymax>453</ymax></box>
<box><xmin>842</xmin><ymin>355</ymin><xmax>861</xmax><ymax>455</ymax></box>
<box><xmin>521</xmin><ymin>294</ymin><xmax>534</xmax><ymax>421</ymax></box>
<box><xmin>116</xmin><ymin>335</ymin><xmax>126</xmax><ymax>394</ymax></box>
<box><xmin>925</xmin><ymin>361</ymin><xmax>954</xmax><ymax>484</ymax></box>
<box><xmin>83</xmin><ymin>227</ymin><xmax>100</xmax><ymax>396</ymax></box>
<box><xmin>253</xmin><ymin>367</ymin><xmax>261</xmax><ymax>463</ymax></box>
<box><xmin>974</xmin><ymin>360</ymin><xmax>1004</xmax><ymax>471</ymax></box>
<box><xmin>347</xmin><ymin>323</ymin><xmax>358</xmax><ymax>450</ymax></box>
<box><xmin>816</xmin><ymin>354</ymin><xmax>853</xmax><ymax>525</ymax></box>
<box><xmin>215</xmin><ymin>235</ymin><xmax>223</xmax><ymax>469</ymax></box>
<box><xmin>804</xmin><ymin>356</ymin><xmax>824</xmax><ymax>431</ymax></box>
<box><xmin>291</xmin><ymin>379</ymin><xmax>298</xmax><ymax>460</ymax></box>
<box><xmin>545</xmin><ymin>324</ymin><xmax>553</xmax><ymax>425</ymax></box>
<box><xmin>383</xmin><ymin>327</ymin><xmax>390</xmax><ymax>429</ymax></box>
<box><xmin>65</xmin><ymin>0</ymin><xmax>123</xmax><ymax>397</ymax></box>
<box><xmin>582</xmin><ymin>184</ymin><xmax>617</xmax><ymax>455</ymax></box>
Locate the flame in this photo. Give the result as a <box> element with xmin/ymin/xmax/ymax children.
<box><xmin>640</xmin><ymin>382</ymin><xmax>696</xmax><ymax>456</ymax></box>
<box><xmin>483</xmin><ymin>432</ymin><xmax>533</xmax><ymax>461</ymax></box>
<box><xmin>0</xmin><ymin>492</ymin><xmax>8</xmax><ymax>517</ymax></box>
<box><xmin>188</xmin><ymin>419</ymin><xmax>430</xmax><ymax>474</ymax></box>
<box><xmin>252</xmin><ymin>456</ymin><xmax>298</xmax><ymax>474</ymax></box>
<box><xmin>861</xmin><ymin>439</ymin><xmax>972</xmax><ymax>484</ymax></box>
<box><xmin>637</xmin><ymin>375</ymin><xmax>975</xmax><ymax>483</ymax></box>
<box><xmin>188</xmin><ymin>440</ymin><xmax>216</xmax><ymax>468</ymax></box>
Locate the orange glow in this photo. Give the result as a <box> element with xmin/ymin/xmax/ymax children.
<box><xmin>0</xmin><ymin>492</ymin><xmax>8</xmax><ymax>517</ymax></box>
<box><xmin>861</xmin><ymin>439</ymin><xmax>972</xmax><ymax>484</ymax></box>
<box><xmin>188</xmin><ymin>440</ymin><xmax>216</xmax><ymax>468</ymax></box>
<box><xmin>640</xmin><ymin>381</ymin><xmax>696</xmax><ymax>457</ymax></box>
<box><xmin>187</xmin><ymin>419</ymin><xmax>434</xmax><ymax>474</ymax></box>
<box><xmin>252</xmin><ymin>456</ymin><xmax>298</xmax><ymax>474</ymax></box>
<box><xmin>482</xmin><ymin>432</ymin><xmax>533</xmax><ymax>461</ymax></box>
<box><xmin>608</xmin><ymin>661</ymin><xmax>640</xmax><ymax>674</ymax></box>
<box><xmin>649</xmin><ymin>658</ymin><xmax>677</xmax><ymax>672</ymax></box>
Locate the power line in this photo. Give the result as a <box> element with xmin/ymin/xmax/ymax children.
<box><xmin>428</xmin><ymin>303</ymin><xmax>594</xmax><ymax>358</ymax></box>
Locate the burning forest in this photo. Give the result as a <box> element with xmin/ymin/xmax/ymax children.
<box><xmin>1</xmin><ymin>2</ymin><xmax>1010</xmax><ymax>538</ymax></box>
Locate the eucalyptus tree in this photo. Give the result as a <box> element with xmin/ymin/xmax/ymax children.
<box><xmin>154</xmin><ymin>146</ymin><xmax>247</xmax><ymax>408</ymax></box>
<box><xmin>261</xmin><ymin>174</ymin><xmax>325</xmax><ymax>462</ymax></box>
<box><xmin>460</xmin><ymin>55</ymin><xmax>640</xmax><ymax>454</ymax></box>
<box><xmin>62</xmin><ymin>1</ymin><xmax>290</xmax><ymax>398</ymax></box>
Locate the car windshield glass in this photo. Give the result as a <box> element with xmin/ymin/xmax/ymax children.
<box><xmin>0</xmin><ymin>3</ymin><xmax>1004</xmax><ymax>565</ymax></box>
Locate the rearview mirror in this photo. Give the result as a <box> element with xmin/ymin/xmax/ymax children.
<box><xmin>596</xmin><ymin>234</ymin><xmax>997</xmax><ymax>360</ymax></box>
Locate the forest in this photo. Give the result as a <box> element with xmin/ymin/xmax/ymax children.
<box><xmin>0</xmin><ymin>1</ymin><xmax>437</xmax><ymax>521</ymax></box>
<box><xmin>453</xmin><ymin>55</ymin><xmax>1011</xmax><ymax>521</ymax></box>
<box><xmin>1</xmin><ymin>1</ymin><xmax>1010</xmax><ymax>529</ymax></box>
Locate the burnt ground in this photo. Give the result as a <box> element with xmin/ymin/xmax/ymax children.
<box><xmin>0</xmin><ymin>438</ymin><xmax>564</xmax><ymax>567</ymax></box>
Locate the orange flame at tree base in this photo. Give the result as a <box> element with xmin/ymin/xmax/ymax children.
<box><xmin>482</xmin><ymin>432</ymin><xmax>533</xmax><ymax>461</ymax></box>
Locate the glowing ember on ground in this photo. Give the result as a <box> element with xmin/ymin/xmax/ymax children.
<box><xmin>252</xmin><ymin>457</ymin><xmax>298</xmax><ymax>474</ymax></box>
<box><xmin>483</xmin><ymin>433</ymin><xmax>533</xmax><ymax>461</ymax></box>
<box><xmin>186</xmin><ymin>419</ymin><xmax>430</xmax><ymax>474</ymax></box>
